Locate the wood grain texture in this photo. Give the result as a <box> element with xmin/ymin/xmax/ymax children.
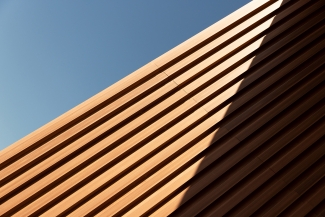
<box><xmin>1</xmin><ymin>0</ymin><xmax>324</xmax><ymax>216</ymax></box>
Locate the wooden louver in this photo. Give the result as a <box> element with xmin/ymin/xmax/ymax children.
<box><xmin>0</xmin><ymin>0</ymin><xmax>325</xmax><ymax>216</ymax></box>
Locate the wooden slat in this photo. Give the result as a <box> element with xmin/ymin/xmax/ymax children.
<box><xmin>306</xmin><ymin>198</ymin><xmax>325</xmax><ymax>217</ymax></box>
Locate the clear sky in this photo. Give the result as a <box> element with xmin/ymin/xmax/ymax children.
<box><xmin>0</xmin><ymin>0</ymin><xmax>250</xmax><ymax>150</ymax></box>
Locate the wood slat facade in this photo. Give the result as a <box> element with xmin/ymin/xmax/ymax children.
<box><xmin>1</xmin><ymin>0</ymin><xmax>324</xmax><ymax>216</ymax></box>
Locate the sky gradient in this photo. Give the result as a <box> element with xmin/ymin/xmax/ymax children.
<box><xmin>0</xmin><ymin>0</ymin><xmax>250</xmax><ymax>150</ymax></box>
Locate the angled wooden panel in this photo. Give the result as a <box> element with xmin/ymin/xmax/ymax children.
<box><xmin>1</xmin><ymin>0</ymin><xmax>324</xmax><ymax>216</ymax></box>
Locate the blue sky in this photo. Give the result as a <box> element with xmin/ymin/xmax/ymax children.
<box><xmin>0</xmin><ymin>0</ymin><xmax>250</xmax><ymax>150</ymax></box>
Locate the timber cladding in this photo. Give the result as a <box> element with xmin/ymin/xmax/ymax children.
<box><xmin>1</xmin><ymin>0</ymin><xmax>325</xmax><ymax>216</ymax></box>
